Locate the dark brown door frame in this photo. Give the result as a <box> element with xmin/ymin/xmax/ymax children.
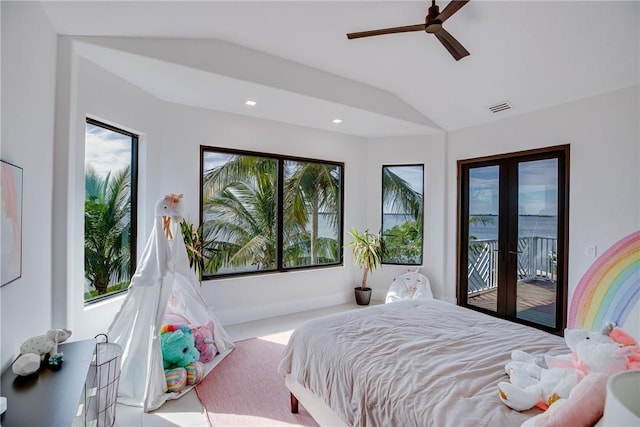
<box><xmin>456</xmin><ymin>145</ymin><xmax>570</xmax><ymax>335</ymax></box>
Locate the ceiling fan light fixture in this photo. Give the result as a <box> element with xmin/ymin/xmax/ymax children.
<box><xmin>332</xmin><ymin>118</ymin><xmax>343</xmax><ymax>124</ymax></box>
<box><xmin>346</xmin><ymin>0</ymin><xmax>470</xmax><ymax>60</ymax></box>
<box><xmin>425</xmin><ymin>22</ymin><xmax>442</xmax><ymax>33</ymax></box>
<box><xmin>245</xmin><ymin>100</ymin><xmax>257</xmax><ymax>106</ymax></box>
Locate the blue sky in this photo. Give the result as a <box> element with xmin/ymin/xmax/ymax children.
<box><xmin>383</xmin><ymin>165</ymin><xmax>423</xmax><ymax>214</ymax></box>
<box><xmin>85</xmin><ymin>122</ymin><xmax>132</xmax><ymax>178</ymax></box>
<box><xmin>469</xmin><ymin>159</ymin><xmax>558</xmax><ymax>215</ymax></box>
<box><xmin>386</xmin><ymin>165</ymin><xmax>423</xmax><ymax>193</ymax></box>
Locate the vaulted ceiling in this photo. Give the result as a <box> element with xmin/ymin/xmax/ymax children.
<box><xmin>41</xmin><ymin>1</ymin><xmax>640</xmax><ymax>137</ymax></box>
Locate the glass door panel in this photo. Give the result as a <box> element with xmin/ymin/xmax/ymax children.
<box><xmin>467</xmin><ymin>165</ymin><xmax>500</xmax><ymax>313</ymax></box>
<box><xmin>515</xmin><ymin>159</ymin><xmax>558</xmax><ymax>328</ymax></box>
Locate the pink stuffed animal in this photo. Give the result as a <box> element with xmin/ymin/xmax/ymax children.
<box><xmin>163</xmin><ymin>311</ymin><xmax>189</xmax><ymax>325</ymax></box>
<box><xmin>500</xmin><ymin>326</ymin><xmax>634</xmax><ymax>412</ymax></box>
<box><xmin>532</xmin><ymin>373</ymin><xmax>608</xmax><ymax>427</ymax></box>
<box><xmin>193</xmin><ymin>321</ymin><xmax>218</xmax><ymax>363</ymax></box>
<box><xmin>608</xmin><ymin>327</ymin><xmax>640</xmax><ymax>370</ymax></box>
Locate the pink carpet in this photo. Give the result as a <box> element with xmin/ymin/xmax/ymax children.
<box><xmin>195</xmin><ymin>334</ymin><xmax>319</xmax><ymax>427</ymax></box>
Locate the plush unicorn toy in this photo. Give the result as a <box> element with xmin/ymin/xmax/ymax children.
<box><xmin>155</xmin><ymin>193</ymin><xmax>184</xmax><ymax>239</ymax></box>
<box><xmin>498</xmin><ymin>326</ymin><xmax>634</xmax><ymax>412</ymax></box>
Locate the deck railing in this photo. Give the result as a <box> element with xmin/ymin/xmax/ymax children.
<box><xmin>468</xmin><ymin>236</ymin><xmax>557</xmax><ymax>295</ymax></box>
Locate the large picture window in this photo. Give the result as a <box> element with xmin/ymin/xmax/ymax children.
<box><xmin>200</xmin><ymin>146</ymin><xmax>343</xmax><ymax>278</ymax></box>
<box><xmin>84</xmin><ymin>118</ymin><xmax>138</xmax><ymax>303</ymax></box>
<box><xmin>381</xmin><ymin>164</ymin><xmax>424</xmax><ymax>265</ymax></box>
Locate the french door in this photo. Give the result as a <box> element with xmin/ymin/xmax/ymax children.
<box><xmin>457</xmin><ymin>145</ymin><xmax>569</xmax><ymax>334</ymax></box>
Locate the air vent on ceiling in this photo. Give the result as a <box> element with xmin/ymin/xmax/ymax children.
<box><xmin>487</xmin><ymin>101</ymin><xmax>512</xmax><ymax>114</ymax></box>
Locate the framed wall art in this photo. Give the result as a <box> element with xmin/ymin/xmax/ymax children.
<box><xmin>1</xmin><ymin>160</ymin><xmax>23</xmax><ymax>286</ymax></box>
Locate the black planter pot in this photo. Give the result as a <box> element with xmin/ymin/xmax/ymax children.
<box><xmin>354</xmin><ymin>287</ymin><xmax>372</xmax><ymax>305</ymax></box>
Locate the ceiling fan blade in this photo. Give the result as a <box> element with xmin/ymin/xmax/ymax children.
<box><xmin>347</xmin><ymin>24</ymin><xmax>426</xmax><ymax>39</ymax></box>
<box><xmin>434</xmin><ymin>28</ymin><xmax>470</xmax><ymax>61</ymax></box>
<box><xmin>436</xmin><ymin>0</ymin><xmax>470</xmax><ymax>24</ymax></box>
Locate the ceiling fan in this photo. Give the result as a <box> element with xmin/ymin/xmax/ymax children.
<box><xmin>347</xmin><ymin>0</ymin><xmax>470</xmax><ymax>61</ymax></box>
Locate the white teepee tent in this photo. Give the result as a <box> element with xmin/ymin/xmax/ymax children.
<box><xmin>107</xmin><ymin>194</ymin><xmax>234</xmax><ymax>412</ymax></box>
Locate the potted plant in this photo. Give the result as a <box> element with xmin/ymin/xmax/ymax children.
<box><xmin>180</xmin><ymin>219</ymin><xmax>205</xmax><ymax>282</ymax></box>
<box><xmin>347</xmin><ymin>227</ymin><xmax>384</xmax><ymax>305</ymax></box>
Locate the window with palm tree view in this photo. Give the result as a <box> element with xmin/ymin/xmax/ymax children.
<box><xmin>84</xmin><ymin>118</ymin><xmax>138</xmax><ymax>303</ymax></box>
<box><xmin>381</xmin><ymin>165</ymin><xmax>424</xmax><ymax>265</ymax></box>
<box><xmin>200</xmin><ymin>147</ymin><xmax>343</xmax><ymax>278</ymax></box>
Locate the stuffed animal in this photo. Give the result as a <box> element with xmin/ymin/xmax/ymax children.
<box><xmin>535</xmin><ymin>327</ymin><xmax>615</xmax><ymax>371</ymax></box>
<box><xmin>163</xmin><ymin>311</ymin><xmax>190</xmax><ymax>326</ymax></box>
<box><xmin>193</xmin><ymin>321</ymin><xmax>218</xmax><ymax>363</ymax></box>
<box><xmin>498</xmin><ymin>359</ymin><xmax>580</xmax><ymax>411</ymax></box>
<box><xmin>163</xmin><ymin>312</ymin><xmax>219</xmax><ymax>364</ymax></box>
<box><xmin>525</xmin><ymin>373</ymin><xmax>609</xmax><ymax>427</ymax></box>
<box><xmin>160</xmin><ymin>324</ymin><xmax>204</xmax><ymax>392</ymax></box>
<box><xmin>11</xmin><ymin>353</ymin><xmax>41</xmax><ymax>376</ymax></box>
<box><xmin>608</xmin><ymin>326</ymin><xmax>640</xmax><ymax>370</ymax></box>
<box><xmin>161</xmin><ymin>324</ymin><xmax>200</xmax><ymax>368</ymax></box>
<box><xmin>19</xmin><ymin>329</ymin><xmax>72</xmax><ymax>360</ymax></box>
<box><xmin>11</xmin><ymin>329</ymin><xmax>73</xmax><ymax>376</ymax></box>
<box><xmin>499</xmin><ymin>326</ymin><xmax>633</xmax><ymax>412</ymax></box>
<box><xmin>574</xmin><ymin>335</ymin><xmax>630</xmax><ymax>376</ymax></box>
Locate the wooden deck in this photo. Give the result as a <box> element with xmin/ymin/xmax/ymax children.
<box><xmin>468</xmin><ymin>278</ymin><xmax>557</xmax><ymax>327</ymax></box>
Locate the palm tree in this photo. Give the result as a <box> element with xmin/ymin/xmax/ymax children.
<box><xmin>284</xmin><ymin>162</ymin><xmax>340</xmax><ymax>265</ymax></box>
<box><xmin>382</xmin><ymin>167</ymin><xmax>422</xmax><ymax>219</ymax></box>
<box><xmin>203</xmin><ymin>174</ymin><xmax>277</xmax><ymax>273</ymax></box>
<box><xmin>382</xmin><ymin>167</ymin><xmax>423</xmax><ymax>262</ymax></box>
<box><xmin>202</xmin><ymin>154</ymin><xmax>342</xmax><ymax>272</ymax></box>
<box><xmin>84</xmin><ymin>165</ymin><xmax>131</xmax><ymax>295</ymax></box>
<box><xmin>382</xmin><ymin>220</ymin><xmax>423</xmax><ymax>264</ymax></box>
<box><xmin>203</xmin><ymin>154</ymin><xmax>276</xmax><ymax>196</ymax></box>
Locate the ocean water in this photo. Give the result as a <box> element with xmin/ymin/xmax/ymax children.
<box><xmin>468</xmin><ymin>214</ymin><xmax>557</xmax><ymax>240</ymax></box>
<box><xmin>209</xmin><ymin>213</ymin><xmax>556</xmax><ymax>241</ymax></box>
<box><xmin>381</xmin><ymin>214</ymin><xmax>557</xmax><ymax>240</ymax></box>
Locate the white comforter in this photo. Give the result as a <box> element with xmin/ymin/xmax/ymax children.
<box><xmin>278</xmin><ymin>299</ymin><xmax>569</xmax><ymax>427</ymax></box>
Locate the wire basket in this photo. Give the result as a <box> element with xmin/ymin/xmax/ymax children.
<box><xmin>75</xmin><ymin>334</ymin><xmax>122</xmax><ymax>427</ymax></box>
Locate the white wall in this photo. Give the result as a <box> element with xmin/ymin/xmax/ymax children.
<box><xmin>63</xmin><ymin>49</ymin><xmax>370</xmax><ymax>339</ymax></box>
<box><xmin>58</xmin><ymin>55</ymin><xmax>166</xmax><ymax>340</ymax></box>
<box><xmin>445</xmin><ymin>86</ymin><xmax>640</xmax><ymax>339</ymax></box>
<box><xmin>160</xmin><ymin>101</ymin><xmax>368</xmax><ymax>325</ymax></box>
<box><xmin>0</xmin><ymin>1</ymin><xmax>57</xmax><ymax>370</ymax></box>
<box><xmin>2</xmin><ymin>4</ymin><xmax>638</xmax><ymax>369</ymax></box>
<box><xmin>363</xmin><ymin>134</ymin><xmax>449</xmax><ymax>301</ymax></box>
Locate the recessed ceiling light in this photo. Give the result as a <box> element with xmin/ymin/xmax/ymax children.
<box><xmin>245</xmin><ymin>100</ymin><xmax>257</xmax><ymax>106</ymax></box>
<box><xmin>332</xmin><ymin>119</ymin><xmax>343</xmax><ymax>124</ymax></box>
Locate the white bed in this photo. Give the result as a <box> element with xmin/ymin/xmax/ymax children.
<box><xmin>278</xmin><ymin>298</ymin><xmax>570</xmax><ymax>427</ymax></box>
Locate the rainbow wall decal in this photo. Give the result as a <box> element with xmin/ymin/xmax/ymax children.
<box><xmin>568</xmin><ymin>230</ymin><xmax>640</xmax><ymax>330</ymax></box>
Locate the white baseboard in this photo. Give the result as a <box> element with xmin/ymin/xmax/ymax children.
<box><xmin>217</xmin><ymin>291</ymin><xmax>353</xmax><ymax>326</ymax></box>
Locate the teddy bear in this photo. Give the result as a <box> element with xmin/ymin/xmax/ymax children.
<box><xmin>160</xmin><ymin>324</ymin><xmax>204</xmax><ymax>392</ymax></box>
<box><xmin>193</xmin><ymin>321</ymin><xmax>218</xmax><ymax>363</ymax></box>
<box><xmin>498</xmin><ymin>326</ymin><xmax>632</xmax><ymax>412</ymax></box>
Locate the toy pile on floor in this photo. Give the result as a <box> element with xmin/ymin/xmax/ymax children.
<box><xmin>498</xmin><ymin>322</ymin><xmax>640</xmax><ymax>426</ymax></box>
<box><xmin>160</xmin><ymin>312</ymin><xmax>219</xmax><ymax>393</ymax></box>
